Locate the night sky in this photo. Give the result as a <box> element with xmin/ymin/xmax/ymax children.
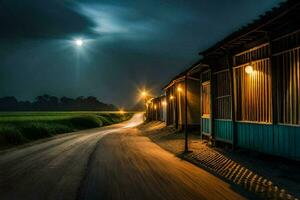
<box><xmin>0</xmin><ymin>0</ymin><xmax>283</xmax><ymax>108</ymax></box>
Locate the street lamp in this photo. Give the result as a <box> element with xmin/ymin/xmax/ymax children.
<box><xmin>141</xmin><ymin>91</ymin><xmax>147</xmax><ymax>98</ymax></box>
<box><xmin>119</xmin><ymin>109</ymin><xmax>125</xmax><ymax>114</ymax></box>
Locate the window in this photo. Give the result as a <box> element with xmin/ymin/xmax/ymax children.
<box><xmin>202</xmin><ymin>82</ymin><xmax>211</xmax><ymax>117</ymax></box>
<box><xmin>234</xmin><ymin>59</ymin><xmax>272</xmax><ymax>123</ymax></box>
<box><xmin>215</xmin><ymin>70</ymin><xmax>231</xmax><ymax>119</ymax></box>
<box><xmin>274</xmin><ymin>48</ymin><xmax>300</xmax><ymax>125</ymax></box>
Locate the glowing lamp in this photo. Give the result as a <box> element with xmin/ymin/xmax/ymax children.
<box><xmin>170</xmin><ymin>95</ymin><xmax>174</xmax><ymax>100</ymax></box>
<box><xmin>245</xmin><ymin>65</ymin><xmax>253</xmax><ymax>74</ymax></box>
<box><xmin>119</xmin><ymin>109</ymin><xmax>125</xmax><ymax>114</ymax></box>
<box><xmin>154</xmin><ymin>105</ymin><xmax>157</xmax><ymax>110</ymax></box>
<box><xmin>162</xmin><ymin>101</ymin><xmax>167</xmax><ymax>106</ymax></box>
<box><xmin>141</xmin><ymin>91</ymin><xmax>147</xmax><ymax>97</ymax></box>
<box><xmin>177</xmin><ymin>87</ymin><xmax>182</xmax><ymax>92</ymax></box>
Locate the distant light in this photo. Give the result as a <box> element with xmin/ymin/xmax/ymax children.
<box><xmin>141</xmin><ymin>91</ymin><xmax>147</xmax><ymax>97</ymax></box>
<box><xmin>177</xmin><ymin>86</ymin><xmax>182</xmax><ymax>92</ymax></box>
<box><xmin>75</xmin><ymin>39</ymin><xmax>83</xmax><ymax>47</ymax></box>
<box><xmin>154</xmin><ymin>105</ymin><xmax>157</xmax><ymax>110</ymax></box>
<box><xmin>245</xmin><ymin>65</ymin><xmax>253</xmax><ymax>74</ymax></box>
<box><xmin>162</xmin><ymin>101</ymin><xmax>167</xmax><ymax>106</ymax></box>
<box><xmin>119</xmin><ymin>109</ymin><xmax>125</xmax><ymax>114</ymax></box>
<box><xmin>170</xmin><ymin>95</ymin><xmax>174</xmax><ymax>100</ymax></box>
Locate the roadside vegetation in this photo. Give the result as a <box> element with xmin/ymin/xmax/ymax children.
<box><xmin>0</xmin><ymin>112</ymin><xmax>133</xmax><ymax>147</ymax></box>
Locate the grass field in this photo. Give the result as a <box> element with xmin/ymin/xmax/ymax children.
<box><xmin>0</xmin><ymin>111</ymin><xmax>133</xmax><ymax>147</ymax></box>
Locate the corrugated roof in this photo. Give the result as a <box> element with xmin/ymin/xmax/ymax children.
<box><xmin>161</xmin><ymin>60</ymin><xmax>204</xmax><ymax>90</ymax></box>
<box><xmin>199</xmin><ymin>0</ymin><xmax>300</xmax><ymax>56</ymax></box>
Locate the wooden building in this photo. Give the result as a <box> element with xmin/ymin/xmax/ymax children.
<box><xmin>163</xmin><ymin>63</ymin><xmax>208</xmax><ymax>130</ymax></box>
<box><xmin>199</xmin><ymin>0</ymin><xmax>300</xmax><ymax>159</ymax></box>
<box><xmin>146</xmin><ymin>95</ymin><xmax>167</xmax><ymax>122</ymax></box>
<box><xmin>147</xmin><ymin>0</ymin><xmax>300</xmax><ymax>159</ymax></box>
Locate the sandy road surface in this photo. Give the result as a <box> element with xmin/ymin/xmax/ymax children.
<box><xmin>0</xmin><ymin>113</ymin><xmax>248</xmax><ymax>200</ymax></box>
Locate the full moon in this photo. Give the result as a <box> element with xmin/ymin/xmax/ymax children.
<box><xmin>75</xmin><ymin>39</ymin><xmax>83</xmax><ymax>47</ymax></box>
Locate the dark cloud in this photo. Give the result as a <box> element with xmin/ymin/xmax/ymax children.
<box><xmin>0</xmin><ymin>0</ymin><xmax>94</xmax><ymax>38</ymax></box>
<box><xmin>0</xmin><ymin>0</ymin><xmax>284</xmax><ymax>107</ymax></box>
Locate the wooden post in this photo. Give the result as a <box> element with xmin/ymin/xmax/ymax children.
<box><xmin>268</xmin><ymin>34</ymin><xmax>277</xmax><ymax>125</ymax></box>
<box><xmin>184</xmin><ymin>75</ymin><xmax>189</xmax><ymax>152</ymax></box>
<box><xmin>210</xmin><ymin>69</ymin><xmax>215</xmax><ymax>145</ymax></box>
<box><xmin>200</xmin><ymin>71</ymin><xmax>203</xmax><ymax>141</ymax></box>
<box><xmin>174</xmin><ymin>86</ymin><xmax>179</xmax><ymax>129</ymax></box>
<box><xmin>268</xmin><ymin>33</ymin><xmax>277</xmax><ymax>154</ymax></box>
<box><xmin>228</xmin><ymin>53</ymin><xmax>237</xmax><ymax>149</ymax></box>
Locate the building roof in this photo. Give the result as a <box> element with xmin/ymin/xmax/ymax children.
<box><xmin>199</xmin><ymin>0</ymin><xmax>300</xmax><ymax>56</ymax></box>
<box><xmin>162</xmin><ymin>61</ymin><xmax>208</xmax><ymax>90</ymax></box>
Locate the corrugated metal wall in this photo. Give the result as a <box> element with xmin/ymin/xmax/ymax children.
<box><xmin>202</xmin><ymin>118</ymin><xmax>211</xmax><ymax>135</ymax></box>
<box><xmin>201</xmin><ymin>70</ymin><xmax>211</xmax><ymax>136</ymax></box>
<box><xmin>274</xmin><ymin>48</ymin><xmax>300</xmax><ymax>125</ymax></box>
<box><xmin>214</xmin><ymin>120</ymin><xmax>233</xmax><ymax>143</ymax></box>
<box><xmin>236</xmin><ymin>122</ymin><xmax>274</xmax><ymax>154</ymax></box>
<box><xmin>233</xmin><ymin>43</ymin><xmax>272</xmax><ymax>123</ymax></box>
<box><xmin>213</xmin><ymin>69</ymin><xmax>233</xmax><ymax>142</ymax></box>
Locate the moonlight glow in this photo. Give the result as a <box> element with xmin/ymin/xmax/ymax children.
<box><xmin>75</xmin><ymin>39</ymin><xmax>83</xmax><ymax>47</ymax></box>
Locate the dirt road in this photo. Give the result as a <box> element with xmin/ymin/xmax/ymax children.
<box><xmin>0</xmin><ymin>113</ymin><xmax>248</xmax><ymax>200</ymax></box>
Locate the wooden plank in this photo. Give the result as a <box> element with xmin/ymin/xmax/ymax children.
<box><xmin>298</xmin><ymin>49</ymin><xmax>300</xmax><ymax>124</ymax></box>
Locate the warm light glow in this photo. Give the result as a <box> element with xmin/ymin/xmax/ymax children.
<box><xmin>245</xmin><ymin>65</ymin><xmax>253</xmax><ymax>74</ymax></box>
<box><xmin>75</xmin><ymin>39</ymin><xmax>83</xmax><ymax>47</ymax></box>
<box><xmin>154</xmin><ymin>105</ymin><xmax>157</xmax><ymax>110</ymax></box>
<box><xmin>170</xmin><ymin>95</ymin><xmax>174</xmax><ymax>100</ymax></box>
<box><xmin>162</xmin><ymin>101</ymin><xmax>167</xmax><ymax>106</ymax></box>
<box><xmin>119</xmin><ymin>109</ymin><xmax>125</xmax><ymax>114</ymax></box>
<box><xmin>177</xmin><ymin>87</ymin><xmax>182</xmax><ymax>92</ymax></box>
<box><xmin>141</xmin><ymin>91</ymin><xmax>147</xmax><ymax>97</ymax></box>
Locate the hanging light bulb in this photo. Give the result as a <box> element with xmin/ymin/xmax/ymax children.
<box><xmin>177</xmin><ymin>86</ymin><xmax>182</xmax><ymax>92</ymax></box>
<box><xmin>245</xmin><ymin>65</ymin><xmax>253</xmax><ymax>74</ymax></box>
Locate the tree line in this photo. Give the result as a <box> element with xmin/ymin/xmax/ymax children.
<box><xmin>0</xmin><ymin>95</ymin><xmax>117</xmax><ymax>111</ymax></box>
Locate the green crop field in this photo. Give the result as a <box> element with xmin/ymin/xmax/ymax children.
<box><xmin>0</xmin><ymin>111</ymin><xmax>133</xmax><ymax>148</ymax></box>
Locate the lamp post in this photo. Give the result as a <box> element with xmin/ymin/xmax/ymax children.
<box><xmin>184</xmin><ymin>75</ymin><xmax>189</xmax><ymax>153</ymax></box>
<box><xmin>140</xmin><ymin>90</ymin><xmax>150</xmax><ymax>120</ymax></box>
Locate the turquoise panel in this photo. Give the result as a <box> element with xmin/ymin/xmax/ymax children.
<box><xmin>214</xmin><ymin>120</ymin><xmax>233</xmax><ymax>143</ymax></box>
<box><xmin>201</xmin><ymin>118</ymin><xmax>211</xmax><ymax>135</ymax></box>
<box><xmin>274</xmin><ymin>125</ymin><xmax>300</xmax><ymax>159</ymax></box>
<box><xmin>236</xmin><ymin>122</ymin><xmax>274</xmax><ymax>154</ymax></box>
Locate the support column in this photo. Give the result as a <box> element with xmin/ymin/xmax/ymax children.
<box><xmin>184</xmin><ymin>75</ymin><xmax>189</xmax><ymax>152</ymax></box>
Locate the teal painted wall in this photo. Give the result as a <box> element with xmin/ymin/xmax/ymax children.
<box><xmin>236</xmin><ymin>122</ymin><xmax>274</xmax><ymax>154</ymax></box>
<box><xmin>236</xmin><ymin>122</ymin><xmax>300</xmax><ymax>160</ymax></box>
<box><xmin>214</xmin><ymin>120</ymin><xmax>233</xmax><ymax>143</ymax></box>
<box><xmin>274</xmin><ymin>125</ymin><xmax>300</xmax><ymax>159</ymax></box>
<box><xmin>202</xmin><ymin>118</ymin><xmax>211</xmax><ymax>135</ymax></box>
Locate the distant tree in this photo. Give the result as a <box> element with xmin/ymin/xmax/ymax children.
<box><xmin>60</xmin><ymin>96</ymin><xmax>75</xmax><ymax>105</ymax></box>
<box><xmin>0</xmin><ymin>95</ymin><xmax>118</xmax><ymax>111</ymax></box>
<box><xmin>0</xmin><ymin>96</ymin><xmax>18</xmax><ymax>106</ymax></box>
<box><xmin>0</xmin><ymin>96</ymin><xmax>19</xmax><ymax>110</ymax></box>
<box><xmin>75</xmin><ymin>96</ymin><xmax>85</xmax><ymax>105</ymax></box>
<box><xmin>85</xmin><ymin>96</ymin><xmax>99</xmax><ymax>105</ymax></box>
<box><xmin>48</xmin><ymin>96</ymin><xmax>59</xmax><ymax>106</ymax></box>
<box><xmin>35</xmin><ymin>95</ymin><xmax>50</xmax><ymax>106</ymax></box>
